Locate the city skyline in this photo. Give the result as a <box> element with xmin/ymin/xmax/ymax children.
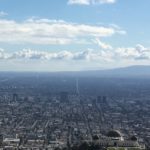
<box><xmin>0</xmin><ymin>0</ymin><xmax>150</xmax><ymax>71</ymax></box>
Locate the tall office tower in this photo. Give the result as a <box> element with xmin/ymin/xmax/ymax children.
<box><xmin>76</xmin><ymin>78</ymin><xmax>80</xmax><ymax>95</ymax></box>
<box><xmin>60</xmin><ymin>92</ymin><xmax>69</xmax><ymax>103</ymax></box>
<box><xmin>92</xmin><ymin>99</ymin><xmax>97</xmax><ymax>106</ymax></box>
<box><xmin>97</xmin><ymin>96</ymin><xmax>107</xmax><ymax>104</ymax></box>
<box><xmin>0</xmin><ymin>134</ymin><xmax>3</xmax><ymax>146</ymax></box>
<box><xmin>97</xmin><ymin>96</ymin><xmax>102</xmax><ymax>103</ymax></box>
<box><xmin>102</xmin><ymin>96</ymin><xmax>107</xmax><ymax>104</ymax></box>
<box><xmin>13</xmin><ymin>93</ymin><xmax>18</xmax><ymax>102</ymax></box>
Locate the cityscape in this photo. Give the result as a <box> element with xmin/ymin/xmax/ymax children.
<box><xmin>0</xmin><ymin>70</ymin><xmax>149</xmax><ymax>149</ymax></box>
<box><xmin>0</xmin><ymin>0</ymin><xmax>150</xmax><ymax>149</ymax></box>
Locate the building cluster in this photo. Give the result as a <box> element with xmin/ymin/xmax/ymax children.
<box><xmin>0</xmin><ymin>90</ymin><xmax>148</xmax><ymax>150</ymax></box>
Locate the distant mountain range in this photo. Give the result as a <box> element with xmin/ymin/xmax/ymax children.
<box><xmin>1</xmin><ymin>65</ymin><xmax>150</xmax><ymax>78</ymax></box>
<box><xmin>88</xmin><ymin>65</ymin><xmax>150</xmax><ymax>77</ymax></box>
<box><xmin>57</xmin><ymin>65</ymin><xmax>150</xmax><ymax>78</ymax></box>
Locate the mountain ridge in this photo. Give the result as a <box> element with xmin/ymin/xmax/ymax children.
<box><xmin>0</xmin><ymin>65</ymin><xmax>150</xmax><ymax>78</ymax></box>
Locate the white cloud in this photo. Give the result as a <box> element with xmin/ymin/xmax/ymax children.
<box><xmin>0</xmin><ymin>44</ymin><xmax>150</xmax><ymax>71</ymax></box>
<box><xmin>0</xmin><ymin>11</ymin><xmax>8</xmax><ymax>17</ymax></box>
<box><xmin>0</xmin><ymin>44</ymin><xmax>149</xmax><ymax>62</ymax></box>
<box><xmin>93</xmin><ymin>38</ymin><xmax>112</xmax><ymax>49</ymax></box>
<box><xmin>68</xmin><ymin>0</ymin><xmax>116</xmax><ymax>5</ymax></box>
<box><xmin>11</xmin><ymin>49</ymin><xmax>107</xmax><ymax>61</ymax></box>
<box><xmin>0</xmin><ymin>49</ymin><xmax>112</xmax><ymax>63</ymax></box>
<box><xmin>0</xmin><ymin>48</ymin><xmax>10</xmax><ymax>59</ymax></box>
<box><xmin>0</xmin><ymin>18</ymin><xmax>123</xmax><ymax>45</ymax></box>
<box><xmin>68</xmin><ymin>0</ymin><xmax>90</xmax><ymax>5</ymax></box>
<box><xmin>115</xmin><ymin>44</ymin><xmax>150</xmax><ymax>60</ymax></box>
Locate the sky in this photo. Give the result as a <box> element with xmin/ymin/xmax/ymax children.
<box><xmin>0</xmin><ymin>0</ymin><xmax>150</xmax><ymax>71</ymax></box>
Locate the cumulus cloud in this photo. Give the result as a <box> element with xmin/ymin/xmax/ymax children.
<box><xmin>0</xmin><ymin>11</ymin><xmax>8</xmax><ymax>17</ymax></box>
<box><xmin>0</xmin><ymin>48</ymin><xmax>10</xmax><ymax>59</ymax></box>
<box><xmin>68</xmin><ymin>0</ymin><xmax>90</xmax><ymax>5</ymax></box>
<box><xmin>115</xmin><ymin>44</ymin><xmax>150</xmax><ymax>60</ymax></box>
<box><xmin>0</xmin><ymin>18</ymin><xmax>124</xmax><ymax>45</ymax></box>
<box><xmin>68</xmin><ymin>0</ymin><xmax>116</xmax><ymax>5</ymax></box>
<box><xmin>0</xmin><ymin>49</ymin><xmax>112</xmax><ymax>63</ymax></box>
<box><xmin>0</xmin><ymin>44</ymin><xmax>150</xmax><ymax>63</ymax></box>
<box><xmin>13</xmin><ymin>49</ymin><xmax>108</xmax><ymax>61</ymax></box>
<box><xmin>93</xmin><ymin>38</ymin><xmax>112</xmax><ymax>49</ymax></box>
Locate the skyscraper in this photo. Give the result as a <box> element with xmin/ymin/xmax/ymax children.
<box><xmin>60</xmin><ymin>92</ymin><xmax>69</xmax><ymax>103</ymax></box>
<box><xmin>13</xmin><ymin>93</ymin><xmax>18</xmax><ymax>102</ymax></box>
<box><xmin>76</xmin><ymin>79</ymin><xmax>79</xmax><ymax>95</ymax></box>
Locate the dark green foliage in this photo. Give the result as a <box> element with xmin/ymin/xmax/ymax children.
<box><xmin>70</xmin><ymin>142</ymin><xmax>104</xmax><ymax>150</ymax></box>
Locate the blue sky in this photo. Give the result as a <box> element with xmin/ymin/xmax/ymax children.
<box><xmin>0</xmin><ymin>0</ymin><xmax>150</xmax><ymax>71</ymax></box>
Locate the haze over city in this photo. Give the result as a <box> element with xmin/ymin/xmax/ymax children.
<box><xmin>0</xmin><ymin>0</ymin><xmax>149</xmax><ymax>150</ymax></box>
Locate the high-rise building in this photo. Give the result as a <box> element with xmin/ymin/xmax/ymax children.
<box><xmin>97</xmin><ymin>96</ymin><xmax>107</xmax><ymax>104</ymax></box>
<box><xmin>13</xmin><ymin>93</ymin><xmax>18</xmax><ymax>102</ymax></box>
<box><xmin>60</xmin><ymin>92</ymin><xmax>69</xmax><ymax>103</ymax></box>
<box><xmin>0</xmin><ymin>134</ymin><xmax>3</xmax><ymax>146</ymax></box>
<box><xmin>97</xmin><ymin>96</ymin><xmax>101</xmax><ymax>103</ymax></box>
<box><xmin>102</xmin><ymin>96</ymin><xmax>107</xmax><ymax>103</ymax></box>
<box><xmin>76</xmin><ymin>79</ymin><xmax>80</xmax><ymax>95</ymax></box>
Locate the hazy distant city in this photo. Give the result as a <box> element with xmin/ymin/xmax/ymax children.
<box><xmin>0</xmin><ymin>0</ymin><xmax>150</xmax><ymax>149</ymax></box>
<box><xmin>0</xmin><ymin>66</ymin><xmax>149</xmax><ymax>149</ymax></box>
